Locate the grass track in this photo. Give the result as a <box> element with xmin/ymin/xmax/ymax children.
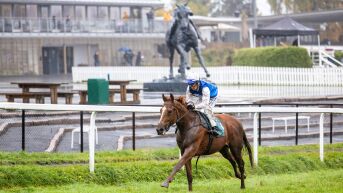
<box><xmin>2</xmin><ymin>169</ymin><xmax>343</xmax><ymax>193</ymax></box>
<box><xmin>1</xmin><ymin>143</ymin><xmax>343</xmax><ymax>192</ymax></box>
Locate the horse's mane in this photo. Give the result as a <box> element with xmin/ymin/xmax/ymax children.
<box><xmin>164</xmin><ymin>95</ymin><xmax>187</xmax><ymax>111</ymax></box>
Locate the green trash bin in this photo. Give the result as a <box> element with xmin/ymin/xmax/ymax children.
<box><xmin>87</xmin><ymin>79</ymin><xmax>109</xmax><ymax>105</ymax></box>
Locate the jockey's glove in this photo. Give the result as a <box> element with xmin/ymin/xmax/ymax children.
<box><xmin>187</xmin><ymin>102</ymin><xmax>195</xmax><ymax>110</ymax></box>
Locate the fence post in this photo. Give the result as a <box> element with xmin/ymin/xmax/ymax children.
<box><xmin>253</xmin><ymin>112</ymin><xmax>258</xmax><ymax>166</ymax></box>
<box><xmin>80</xmin><ymin>111</ymin><xmax>84</xmax><ymax>153</ymax></box>
<box><xmin>258</xmin><ymin>104</ymin><xmax>261</xmax><ymax>146</ymax></box>
<box><xmin>319</xmin><ymin>113</ymin><xmax>324</xmax><ymax>162</ymax></box>
<box><xmin>21</xmin><ymin>110</ymin><xmax>25</xmax><ymax>151</ymax></box>
<box><xmin>89</xmin><ymin>112</ymin><xmax>97</xmax><ymax>173</ymax></box>
<box><xmin>132</xmin><ymin>112</ymin><xmax>136</xmax><ymax>151</ymax></box>
<box><xmin>295</xmin><ymin>104</ymin><xmax>299</xmax><ymax>145</ymax></box>
<box><xmin>330</xmin><ymin>104</ymin><xmax>333</xmax><ymax>144</ymax></box>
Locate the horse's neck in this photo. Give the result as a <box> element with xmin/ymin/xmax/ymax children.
<box><xmin>176</xmin><ymin>108</ymin><xmax>198</xmax><ymax>133</ymax></box>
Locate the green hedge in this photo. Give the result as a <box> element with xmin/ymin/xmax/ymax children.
<box><xmin>335</xmin><ymin>51</ymin><xmax>343</xmax><ymax>62</ymax></box>
<box><xmin>233</xmin><ymin>47</ymin><xmax>312</xmax><ymax>68</ymax></box>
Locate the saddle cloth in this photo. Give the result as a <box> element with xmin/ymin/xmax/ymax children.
<box><xmin>196</xmin><ymin>111</ymin><xmax>225</xmax><ymax>137</ymax></box>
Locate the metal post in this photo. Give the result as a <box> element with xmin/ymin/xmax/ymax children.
<box><xmin>132</xmin><ymin>112</ymin><xmax>136</xmax><ymax>151</ymax></box>
<box><xmin>295</xmin><ymin>104</ymin><xmax>299</xmax><ymax>145</ymax></box>
<box><xmin>21</xmin><ymin>110</ymin><xmax>25</xmax><ymax>151</ymax></box>
<box><xmin>258</xmin><ymin>104</ymin><xmax>261</xmax><ymax>146</ymax></box>
<box><xmin>253</xmin><ymin>112</ymin><xmax>258</xmax><ymax>166</ymax></box>
<box><xmin>89</xmin><ymin>112</ymin><xmax>97</xmax><ymax>173</ymax></box>
<box><xmin>330</xmin><ymin>104</ymin><xmax>333</xmax><ymax>144</ymax></box>
<box><xmin>319</xmin><ymin>113</ymin><xmax>324</xmax><ymax>161</ymax></box>
<box><xmin>80</xmin><ymin>111</ymin><xmax>84</xmax><ymax>152</ymax></box>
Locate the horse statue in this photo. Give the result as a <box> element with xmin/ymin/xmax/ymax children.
<box><xmin>156</xmin><ymin>94</ymin><xmax>253</xmax><ymax>191</ymax></box>
<box><xmin>166</xmin><ymin>2</ymin><xmax>210</xmax><ymax>79</ymax></box>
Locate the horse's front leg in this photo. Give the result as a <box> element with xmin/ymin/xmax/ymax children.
<box><xmin>161</xmin><ymin>146</ymin><xmax>196</xmax><ymax>188</ymax></box>
<box><xmin>193</xmin><ymin>46</ymin><xmax>210</xmax><ymax>77</ymax></box>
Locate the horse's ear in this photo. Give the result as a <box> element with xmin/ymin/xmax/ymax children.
<box><xmin>185</xmin><ymin>0</ymin><xmax>190</xmax><ymax>6</ymax></box>
<box><xmin>162</xmin><ymin>94</ymin><xmax>167</xmax><ymax>102</ymax></box>
<box><xmin>170</xmin><ymin>93</ymin><xmax>174</xmax><ymax>103</ymax></box>
<box><xmin>176</xmin><ymin>95</ymin><xmax>186</xmax><ymax>105</ymax></box>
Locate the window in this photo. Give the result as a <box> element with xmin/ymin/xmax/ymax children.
<box><xmin>98</xmin><ymin>6</ymin><xmax>108</xmax><ymax>19</ymax></box>
<box><xmin>26</xmin><ymin>5</ymin><xmax>37</xmax><ymax>18</ymax></box>
<box><xmin>87</xmin><ymin>6</ymin><xmax>97</xmax><ymax>20</ymax></box>
<box><xmin>0</xmin><ymin>4</ymin><xmax>12</xmax><ymax>17</ymax></box>
<box><xmin>110</xmin><ymin>7</ymin><xmax>119</xmax><ymax>20</ymax></box>
<box><xmin>51</xmin><ymin>5</ymin><xmax>62</xmax><ymax>18</ymax></box>
<box><xmin>63</xmin><ymin>5</ymin><xmax>74</xmax><ymax>18</ymax></box>
<box><xmin>75</xmin><ymin>6</ymin><xmax>85</xmax><ymax>20</ymax></box>
<box><xmin>13</xmin><ymin>4</ymin><xmax>26</xmax><ymax>17</ymax></box>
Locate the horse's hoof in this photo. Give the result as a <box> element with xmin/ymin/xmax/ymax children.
<box><xmin>236</xmin><ymin>174</ymin><xmax>246</xmax><ymax>179</ymax></box>
<box><xmin>161</xmin><ymin>181</ymin><xmax>169</xmax><ymax>188</ymax></box>
<box><xmin>186</xmin><ymin>66</ymin><xmax>191</xmax><ymax>70</ymax></box>
<box><xmin>206</xmin><ymin>73</ymin><xmax>210</xmax><ymax>77</ymax></box>
<box><xmin>240</xmin><ymin>185</ymin><xmax>245</xmax><ymax>189</ymax></box>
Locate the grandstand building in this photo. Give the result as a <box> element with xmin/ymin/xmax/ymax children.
<box><xmin>0</xmin><ymin>0</ymin><xmax>166</xmax><ymax>75</ymax></box>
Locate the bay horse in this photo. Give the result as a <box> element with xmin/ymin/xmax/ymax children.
<box><xmin>166</xmin><ymin>3</ymin><xmax>210</xmax><ymax>79</ymax></box>
<box><xmin>156</xmin><ymin>94</ymin><xmax>253</xmax><ymax>191</ymax></box>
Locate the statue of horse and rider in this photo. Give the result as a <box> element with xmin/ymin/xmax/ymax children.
<box><xmin>166</xmin><ymin>2</ymin><xmax>210</xmax><ymax>79</ymax></box>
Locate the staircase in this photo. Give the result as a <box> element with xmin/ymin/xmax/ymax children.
<box><xmin>310</xmin><ymin>48</ymin><xmax>343</xmax><ymax>67</ymax></box>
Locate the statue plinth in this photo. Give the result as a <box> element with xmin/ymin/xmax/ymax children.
<box><xmin>143</xmin><ymin>75</ymin><xmax>188</xmax><ymax>92</ymax></box>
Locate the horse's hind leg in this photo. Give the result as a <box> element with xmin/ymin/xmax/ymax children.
<box><xmin>176</xmin><ymin>45</ymin><xmax>187</xmax><ymax>79</ymax></box>
<box><xmin>193</xmin><ymin>46</ymin><xmax>210</xmax><ymax>77</ymax></box>
<box><xmin>185</xmin><ymin>160</ymin><xmax>193</xmax><ymax>191</ymax></box>
<box><xmin>230</xmin><ymin>145</ymin><xmax>246</xmax><ymax>189</ymax></box>
<box><xmin>168</xmin><ymin>47</ymin><xmax>175</xmax><ymax>79</ymax></box>
<box><xmin>219</xmin><ymin>146</ymin><xmax>241</xmax><ymax>179</ymax></box>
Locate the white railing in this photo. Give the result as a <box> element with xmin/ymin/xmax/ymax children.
<box><xmin>1</xmin><ymin>102</ymin><xmax>341</xmax><ymax>172</ymax></box>
<box><xmin>320</xmin><ymin>50</ymin><xmax>343</xmax><ymax>67</ymax></box>
<box><xmin>72</xmin><ymin>66</ymin><xmax>343</xmax><ymax>86</ymax></box>
<box><xmin>0</xmin><ymin>17</ymin><xmax>167</xmax><ymax>34</ymax></box>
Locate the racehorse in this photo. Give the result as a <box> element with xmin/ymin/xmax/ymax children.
<box><xmin>156</xmin><ymin>94</ymin><xmax>253</xmax><ymax>191</ymax></box>
<box><xmin>166</xmin><ymin>3</ymin><xmax>210</xmax><ymax>79</ymax></box>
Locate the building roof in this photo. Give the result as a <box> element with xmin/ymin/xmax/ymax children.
<box><xmin>0</xmin><ymin>0</ymin><xmax>164</xmax><ymax>7</ymax></box>
<box><xmin>253</xmin><ymin>17</ymin><xmax>318</xmax><ymax>36</ymax></box>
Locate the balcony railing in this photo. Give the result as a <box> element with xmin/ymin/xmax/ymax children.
<box><xmin>0</xmin><ymin>17</ymin><xmax>168</xmax><ymax>34</ymax></box>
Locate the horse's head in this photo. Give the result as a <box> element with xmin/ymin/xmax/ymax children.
<box><xmin>175</xmin><ymin>4</ymin><xmax>193</xmax><ymax>30</ymax></box>
<box><xmin>156</xmin><ymin>94</ymin><xmax>187</xmax><ymax>135</ymax></box>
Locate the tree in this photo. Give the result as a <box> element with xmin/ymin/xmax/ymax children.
<box><xmin>209</xmin><ymin>0</ymin><xmax>252</xmax><ymax>17</ymax></box>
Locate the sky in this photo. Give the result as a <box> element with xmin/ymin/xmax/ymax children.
<box><xmin>160</xmin><ymin>0</ymin><xmax>272</xmax><ymax>16</ymax></box>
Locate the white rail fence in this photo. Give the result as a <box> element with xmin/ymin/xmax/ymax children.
<box><xmin>72</xmin><ymin>66</ymin><xmax>343</xmax><ymax>86</ymax></box>
<box><xmin>1</xmin><ymin>102</ymin><xmax>341</xmax><ymax>172</ymax></box>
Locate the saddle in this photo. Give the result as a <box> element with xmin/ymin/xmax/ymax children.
<box><xmin>195</xmin><ymin>111</ymin><xmax>224</xmax><ymax>137</ymax></box>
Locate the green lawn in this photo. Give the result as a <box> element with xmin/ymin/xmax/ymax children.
<box><xmin>1</xmin><ymin>144</ymin><xmax>343</xmax><ymax>192</ymax></box>
<box><xmin>2</xmin><ymin>169</ymin><xmax>342</xmax><ymax>193</ymax></box>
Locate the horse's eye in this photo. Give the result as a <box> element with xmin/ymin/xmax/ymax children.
<box><xmin>167</xmin><ymin>109</ymin><xmax>173</xmax><ymax>114</ymax></box>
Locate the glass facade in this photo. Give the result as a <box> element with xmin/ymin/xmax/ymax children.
<box><xmin>26</xmin><ymin>5</ymin><xmax>37</xmax><ymax>18</ymax></box>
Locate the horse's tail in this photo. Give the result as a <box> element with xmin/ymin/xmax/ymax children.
<box><xmin>243</xmin><ymin>131</ymin><xmax>253</xmax><ymax>168</ymax></box>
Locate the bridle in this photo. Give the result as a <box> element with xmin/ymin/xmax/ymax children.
<box><xmin>173</xmin><ymin>103</ymin><xmax>202</xmax><ymax>134</ymax></box>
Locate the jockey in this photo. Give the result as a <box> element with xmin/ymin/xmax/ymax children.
<box><xmin>186</xmin><ymin>76</ymin><xmax>218</xmax><ymax>132</ymax></box>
